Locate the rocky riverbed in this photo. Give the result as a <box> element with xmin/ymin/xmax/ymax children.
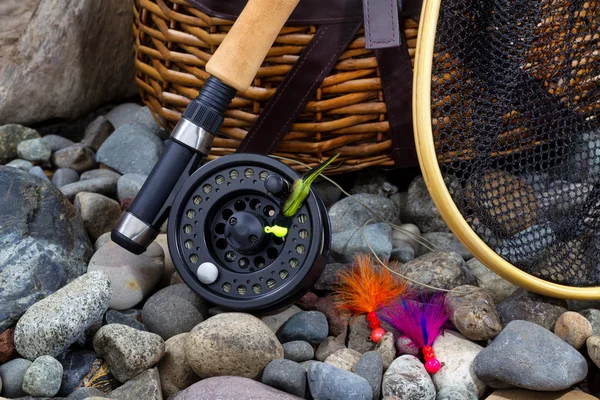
<box><xmin>0</xmin><ymin>103</ymin><xmax>600</xmax><ymax>399</ymax></box>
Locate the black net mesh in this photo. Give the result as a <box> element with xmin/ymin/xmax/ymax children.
<box><xmin>431</xmin><ymin>0</ymin><xmax>600</xmax><ymax>286</ymax></box>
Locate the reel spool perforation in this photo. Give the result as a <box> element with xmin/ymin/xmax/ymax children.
<box><xmin>168</xmin><ymin>154</ymin><xmax>328</xmax><ymax>311</ymax></box>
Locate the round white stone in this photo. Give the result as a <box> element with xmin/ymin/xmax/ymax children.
<box><xmin>197</xmin><ymin>262</ymin><xmax>219</xmax><ymax>284</ymax></box>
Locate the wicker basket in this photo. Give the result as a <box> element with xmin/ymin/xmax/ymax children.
<box><xmin>132</xmin><ymin>0</ymin><xmax>419</xmax><ymax>174</ymax></box>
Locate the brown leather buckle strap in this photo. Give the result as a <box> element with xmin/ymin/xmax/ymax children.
<box><xmin>363</xmin><ymin>0</ymin><xmax>401</xmax><ymax>49</ymax></box>
<box><xmin>376</xmin><ymin>18</ymin><xmax>419</xmax><ymax>167</ymax></box>
<box><xmin>237</xmin><ymin>21</ymin><xmax>362</xmax><ymax>155</ymax></box>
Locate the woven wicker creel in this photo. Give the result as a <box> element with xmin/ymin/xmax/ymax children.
<box><xmin>132</xmin><ymin>0</ymin><xmax>419</xmax><ymax>174</ymax></box>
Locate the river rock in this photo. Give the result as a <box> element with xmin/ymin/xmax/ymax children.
<box><xmin>22</xmin><ymin>355</ymin><xmax>63</xmax><ymax>397</ymax></box>
<box><xmin>382</xmin><ymin>355</ymin><xmax>436</xmax><ymax>400</ymax></box>
<box><xmin>0</xmin><ymin>124</ymin><xmax>40</xmax><ymax>163</ymax></box>
<box><xmin>88</xmin><ymin>241</ymin><xmax>165</xmax><ymax>310</ymax></box>
<box><xmin>554</xmin><ymin>311</ymin><xmax>593</xmax><ymax>349</ymax></box>
<box><xmin>561</xmin><ymin>129</ymin><xmax>600</xmax><ymax>184</ymax></box>
<box><xmin>82</xmin><ymin>116</ymin><xmax>115</xmax><ymax>151</ymax></box>
<box><xmin>316</xmin><ymin>335</ymin><xmax>346</xmax><ymax>361</ymax></box>
<box><xmin>142</xmin><ymin>284</ymin><xmax>208</xmax><ymax>340</ymax></box>
<box><xmin>93</xmin><ymin>324</ymin><xmax>165</xmax><ymax>383</ymax></box>
<box><xmin>260</xmin><ymin>305</ymin><xmax>302</xmax><ymax>334</ymax></box>
<box><xmin>0</xmin><ymin>328</ymin><xmax>16</xmax><ymax>364</ymax></box>
<box><xmin>580</xmin><ymin>309</ymin><xmax>600</xmax><ymax>336</ymax></box>
<box><xmin>348</xmin><ymin>316</ymin><xmax>376</xmax><ymax>354</ymax></box>
<box><xmin>262</xmin><ymin>359</ymin><xmax>307</xmax><ymax>398</ymax></box>
<box><xmin>325</xmin><ymin>348</ymin><xmax>362</xmax><ymax>371</ymax></box>
<box><xmin>0</xmin><ymin>358</ymin><xmax>31</xmax><ymax>398</ymax></box>
<box><xmin>391</xmin><ymin>241</ymin><xmax>416</xmax><ymax>262</ymax></box>
<box><xmin>356</xmin><ymin>351</ymin><xmax>383</xmax><ymax>400</ymax></box>
<box><xmin>0</xmin><ymin>0</ymin><xmax>137</xmax><ymax>125</ymax></box>
<box><xmin>105</xmin><ymin>104</ymin><xmax>143</xmax><ymax>129</ymax></box>
<box><xmin>52</xmin><ymin>168</ymin><xmax>80</xmax><ymax>188</ymax></box>
<box><xmin>465</xmin><ymin>258</ymin><xmax>518</xmax><ymax>303</ymax></box>
<box><xmin>392</xmin><ymin>223</ymin><xmax>421</xmax><ymax>252</ymax></box>
<box><xmin>465</xmin><ymin>171</ymin><xmax>538</xmax><ymax>236</ymax></box>
<box><xmin>390</xmin><ymin>191</ymin><xmax>408</xmax><ymax>217</ymax></box>
<box><xmin>587</xmin><ymin>336</ymin><xmax>600</xmax><ymax>369</ymax></box>
<box><xmin>396</xmin><ymin>336</ymin><xmax>419</xmax><ymax>357</ymax></box>
<box><xmin>314</xmin><ymin>178</ymin><xmax>343</xmax><ymax>207</ymax></box>
<box><xmin>104</xmin><ymin>310</ymin><xmax>146</xmax><ymax>331</ymax></box>
<box><xmin>59</xmin><ymin>355</ymin><xmax>119</xmax><ymax>395</ymax></box>
<box><xmin>328</xmin><ymin>193</ymin><xmax>398</xmax><ymax>234</ymax></box>
<box><xmin>495</xmin><ymin>224</ymin><xmax>556</xmax><ymax>266</ymax></box>
<box><xmin>473</xmin><ymin>320</ymin><xmax>587</xmax><ymax>390</ymax></box>
<box><xmin>314</xmin><ymin>263</ymin><xmax>348</xmax><ymax>292</ymax></box>
<box><xmin>117</xmin><ymin>174</ymin><xmax>147</xmax><ymax>201</ymax></box>
<box><xmin>375</xmin><ymin>332</ymin><xmax>395</xmax><ymax>370</ymax></box>
<box><xmin>60</xmin><ymin>177</ymin><xmax>117</xmax><ymax>201</ymax></box>
<box><xmin>74</xmin><ymin>193</ymin><xmax>121</xmax><ymax>242</ymax></box>
<box><xmin>55</xmin><ymin>350</ymin><xmax>97</xmax><ymax>396</ymax></box>
<box><xmin>314</xmin><ymin>296</ymin><xmax>350</xmax><ymax>337</ymax></box>
<box><xmin>418</xmin><ymin>233</ymin><xmax>472</xmax><ymax>260</ymax></box>
<box><xmin>42</xmin><ymin>134</ymin><xmax>74</xmax><ymax>152</ymax></box>
<box><xmin>350</xmin><ymin>170</ymin><xmax>398</xmax><ymax>197</ymax></box>
<box><xmin>80</xmin><ymin>169</ymin><xmax>121</xmax><ymax>183</ymax></box>
<box><xmin>68</xmin><ymin>387</ymin><xmax>107</xmax><ymax>399</ymax></box>
<box><xmin>0</xmin><ymin>167</ymin><xmax>93</xmax><ymax>331</ymax></box>
<box><xmin>278</xmin><ymin>311</ymin><xmax>329</xmax><ymax>345</ymax></box>
<box><xmin>173</xmin><ymin>376</ymin><xmax>302</xmax><ymax>400</ymax></box>
<box><xmin>51</xmin><ymin>144</ymin><xmax>97</xmax><ymax>173</ymax></box>
<box><xmin>29</xmin><ymin>165</ymin><xmax>49</xmax><ymax>181</ymax></box>
<box><xmin>17</xmin><ymin>138</ymin><xmax>51</xmax><ymax>162</ymax></box>
<box><xmin>108</xmin><ymin>368</ymin><xmax>161</xmax><ymax>400</ymax></box>
<box><xmin>496</xmin><ymin>289</ymin><xmax>568</xmax><ymax>330</ymax></box>
<box><xmin>14</xmin><ymin>271</ymin><xmax>111</xmax><ymax>360</ymax></box>
<box><xmin>283</xmin><ymin>341</ymin><xmax>314</xmax><ymax>362</ymax></box>
<box><xmin>445</xmin><ymin>285</ymin><xmax>502</xmax><ymax>341</ymax></box>
<box><xmin>331</xmin><ymin>223</ymin><xmax>393</xmax><ymax>264</ymax></box>
<box><xmin>153</xmin><ymin>234</ymin><xmax>175</xmax><ymax>287</ymax></box>
<box><xmin>158</xmin><ymin>333</ymin><xmax>199</xmax><ymax>398</ymax></box>
<box><xmin>186</xmin><ymin>313</ymin><xmax>283</xmax><ymax>379</ymax></box>
<box><xmin>432</xmin><ymin>331</ymin><xmax>485</xmax><ymax>397</ymax></box>
<box><xmin>6</xmin><ymin>158</ymin><xmax>34</xmax><ymax>171</ymax></box>
<box><xmin>485</xmin><ymin>389</ymin><xmax>599</xmax><ymax>400</ymax></box>
<box><xmin>403</xmin><ymin>251</ymin><xmax>477</xmax><ymax>293</ymax></box>
<box><xmin>405</xmin><ymin>176</ymin><xmax>450</xmax><ymax>233</ymax></box>
<box><xmin>96</xmin><ymin>124</ymin><xmax>165</xmax><ymax>175</ymax></box>
<box><xmin>436</xmin><ymin>386</ymin><xmax>478</xmax><ymax>400</ymax></box>
<box><xmin>307</xmin><ymin>361</ymin><xmax>373</xmax><ymax>400</ymax></box>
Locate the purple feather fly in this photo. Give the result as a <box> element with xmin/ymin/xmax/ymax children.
<box><xmin>377</xmin><ymin>292</ymin><xmax>449</xmax><ymax>348</ymax></box>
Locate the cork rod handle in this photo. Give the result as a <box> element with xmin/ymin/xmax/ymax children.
<box><xmin>206</xmin><ymin>0</ymin><xmax>301</xmax><ymax>92</ymax></box>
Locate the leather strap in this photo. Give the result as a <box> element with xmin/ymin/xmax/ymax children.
<box><xmin>376</xmin><ymin>18</ymin><xmax>418</xmax><ymax>167</ymax></box>
<box><xmin>237</xmin><ymin>21</ymin><xmax>362</xmax><ymax>155</ymax></box>
<box><xmin>363</xmin><ymin>0</ymin><xmax>401</xmax><ymax>49</ymax></box>
<box><xmin>185</xmin><ymin>0</ymin><xmax>422</xmax><ymax>24</ymax></box>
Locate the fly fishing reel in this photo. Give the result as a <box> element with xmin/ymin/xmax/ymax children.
<box><xmin>167</xmin><ymin>154</ymin><xmax>330</xmax><ymax>311</ymax></box>
<box><xmin>111</xmin><ymin>0</ymin><xmax>332</xmax><ymax>311</ymax></box>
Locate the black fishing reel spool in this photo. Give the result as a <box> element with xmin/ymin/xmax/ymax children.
<box><xmin>166</xmin><ymin>154</ymin><xmax>330</xmax><ymax>312</ymax></box>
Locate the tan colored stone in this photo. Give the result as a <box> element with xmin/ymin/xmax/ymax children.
<box><xmin>158</xmin><ymin>333</ymin><xmax>199</xmax><ymax>398</ymax></box>
<box><xmin>554</xmin><ymin>311</ymin><xmax>593</xmax><ymax>349</ymax></box>
<box><xmin>586</xmin><ymin>336</ymin><xmax>600</xmax><ymax>369</ymax></box>
<box><xmin>375</xmin><ymin>332</ymin><xmax>396</xmax><ymax>370</ymax></box>
<box><xmin>186</xmin><ymin>313</ymin><xmax>283</xmax><ymax>380</ymax></box>
<box><xmin>155</xmin><ymin>234</ymin><xmax>175</xmax><ymax>288</ymax></box>
<box><xmin>446</xmin><ymin>285</ymin><xmax>502</xmax><ymax>341</ymax></box>
<box><xmin>485</xmin><ymin>389</ymin><xmax>597</xmax><ymax>400</ymax></box>
<box><xmin>324</xmin><ymin>348</ymin><xmax>362</xmax><ymax>372</ymax></box>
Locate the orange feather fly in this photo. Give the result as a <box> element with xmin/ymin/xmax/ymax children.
<box><xmin>333</xmin><ymin>253</ymin><xmax>408</xmax><ymax>314</ymax></box>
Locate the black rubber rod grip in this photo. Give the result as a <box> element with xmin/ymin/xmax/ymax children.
<box><xmin>127</xmin><ymin>140</ymin><xmax>195</xmax><ymax>229</ymax></box>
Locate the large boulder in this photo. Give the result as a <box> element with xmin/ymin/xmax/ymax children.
<box><xmin>0</xmin><ymin>0</ymin><xmax>137</xmax><ymax>125</ymax></box>
<box><xmin>0</xmin><ymin>167</ymin><xmax>93</xmax><ymax>331</ymax></box>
